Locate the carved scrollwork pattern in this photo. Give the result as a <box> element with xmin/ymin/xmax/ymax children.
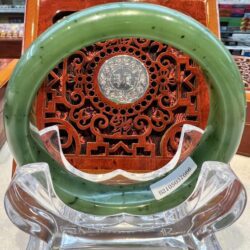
<box><xmin>37</xmin><ymin>38</ymin><xmax>209</xmax><ymax>172</ymax></box>
<box><xmin>233</xmin><ymin>56</ymin><xmax>250</xmax><ymax>91</ymax></box>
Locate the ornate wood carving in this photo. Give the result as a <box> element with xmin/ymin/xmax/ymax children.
<box><xmin>234</xmin><ymin>56</ymin><xmax>250</xmax><ymax>156</ymax></box>
<box><xmin>22</xmin><ymin>0</ymin><xmax>219</xmax><ymax>173</ymax></box>
<box><xmin>234</xmin><ymin>56</ymin><xmax>250</xmax><ymax>92</ymax></box>
<box><xmin>37</xmin><ymin>38</ymin><xmax>209</xmax><ymax>172</ymax></box>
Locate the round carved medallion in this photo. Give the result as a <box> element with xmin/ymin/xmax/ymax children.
<box><xmin>97</xmin><ymin>55</ymin><xmax>149</xmax><ymax>104</ymax></box>
<box><xmin>37</xmin><ymin>38</ymin><xmax>210</xmax><ymax>173</ymax></box>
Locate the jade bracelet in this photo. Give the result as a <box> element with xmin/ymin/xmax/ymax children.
<box><xmin>4</xmin><ymin>3</ymin><xmax>245</xmax><ymax>215</ymax></box>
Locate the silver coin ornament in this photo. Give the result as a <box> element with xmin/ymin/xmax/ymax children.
<box><xmin>98</xmin><ymin>55</ymin><xmax>149</xmax><ymax>104</ymax></box>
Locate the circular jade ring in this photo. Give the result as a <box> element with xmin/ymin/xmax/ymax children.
<box><xmin>4</xmin><ymin>3</ymin><xmax>245</xmax><ymax>215</ymax></box>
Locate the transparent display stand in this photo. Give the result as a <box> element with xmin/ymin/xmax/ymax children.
<box><xmin>4</xmin><ymin>160</ymin><xmax>246</xmax><ymax>250</ymax></box>
<box><xmin>3</xmin><ymin>125</ymin><xmax>247</xmax><ymax>249</ymax></box>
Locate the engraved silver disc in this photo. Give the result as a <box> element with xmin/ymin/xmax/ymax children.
<box><xmin>98</xmin><ymin>55</ymin><xmax>149</xmax><ymax>104</ymax></box>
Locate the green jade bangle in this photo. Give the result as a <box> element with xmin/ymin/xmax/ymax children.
<box><xmin>4</xmin><ymin>3</ymin><xmax>246</xmax><ymax>215</ymax></box>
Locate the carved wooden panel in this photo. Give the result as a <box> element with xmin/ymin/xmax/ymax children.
<box><xmin>37</xmin><ymin>38</ymin><xmax>209</xmax><ymax>172</ymax></box>
<box><xmin>234</xmin><ymin>56</ymin><xmax>250</xmax><ymax>156</ymax></box>
<box><xmin>24</xmin><ymin>0</ymin><xmax>217</xmax><ymax>173</ymax></box>
<box><xmin>234</xmin><ymin>56</ymin><xmax>250</xmax><ymax>92</ymax></box>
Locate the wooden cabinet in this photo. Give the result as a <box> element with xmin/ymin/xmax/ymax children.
<box><xmin>0</xmin><ymin>4</ymin><xmax>24</xmax><ymax>58</ymax></box>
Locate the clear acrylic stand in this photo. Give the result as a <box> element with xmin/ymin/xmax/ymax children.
<box><xmin>4</xmin><ymin>161</ymin><xmax>246</xmax><ymax>250</ymax></box>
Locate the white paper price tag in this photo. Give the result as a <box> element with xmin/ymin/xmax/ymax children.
<box><xmin>150</xmin><ymin>157</ymin><xmax>197</xmax><ymax>200</ymax></box>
